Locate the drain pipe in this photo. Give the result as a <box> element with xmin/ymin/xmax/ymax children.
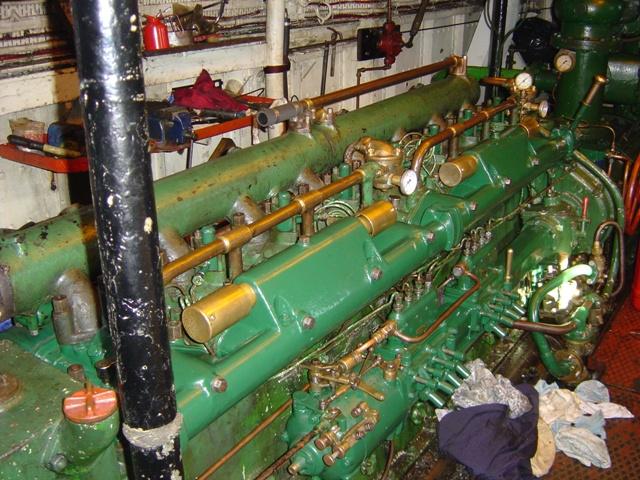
<box><xmin>486</xmin><ymin>0</ymin><xmax>508</xmax><ymax>101</ymax></box>
<box><xmin>265</xmin><ymin>0</ymin><xmax>287</xmax><ymax>137</ymax></box>
<box><xmin>70</xmin><ymin>1</ymin><xmax>183</xmax><ymax>478</ymax></box>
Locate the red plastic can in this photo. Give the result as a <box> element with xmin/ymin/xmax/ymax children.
<box><xmin>143</xmin><ymin>15</ymin><xmax>169</xmax><ymax>51</ymax></box>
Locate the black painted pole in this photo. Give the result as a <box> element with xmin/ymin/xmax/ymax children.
<box><xmin>486</xmin><ymin>0</ymin><xmax>508</xmax><ymax>101</ymax></box>
<box><xmin>70</xmin><ymin>1</ymin><xmax>183</xmax><ymax>478</ymax></box>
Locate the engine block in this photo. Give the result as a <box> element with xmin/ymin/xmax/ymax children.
<box><xmin>0</xmin><ymin>0</ymin><xmax>636</xmax><ymax>477</ymax></box>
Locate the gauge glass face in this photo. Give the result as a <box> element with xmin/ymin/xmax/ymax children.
<box><xmin>514</xmin><ymin>72</ymin><xmax>533</xmax><ymax>90</ymax></box>
<box><xmin>538</xmin><ymin>100</ymin><xmax>549</xmax><ymax>118</ymax></box>
<box><xmin>400</xmin><ymin>169</ymin><xmax>418</xmax><ymax>195</ymax></box>
<box><xmin>555</xmin><ymin>53</ymin><xmax>575</xmax><ymax>73</ymax></box>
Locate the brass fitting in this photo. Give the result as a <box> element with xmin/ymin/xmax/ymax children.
<box><xmin>582</xmin><ymin>74</ymin><xmax>607</xmax><ymax>107</ymax></box>
<box><xmin>357</xmin><ymin>201</ymin><xmax>397</xmax><ymax>236</ymax></box>
<box><xmin>449</xmin><ymin>55</ymin><xmax>467</xmax><ymax>76</ymax></box>
<box><xmin>519</xmin><ymin>116</ymin><xmax>541</xmax><ymax>137</ymax></box>
<box><xmin>218</xmin><ymin>225</ymin><xmax>253</xmax><ymax>253</ymax></box>
<box><xmin>182</xmin><ymin>283</ymin><xmax>257</xmax><ymax>343</ymax></box>
<box><xmin>438</xmin><ymin>154</ymin><xmax>478</xmax><ymax>187</ymax></box>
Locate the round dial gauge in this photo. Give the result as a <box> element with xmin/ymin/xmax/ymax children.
<box><xmin>514</xmin><ymin>72</ymin><xmax>533</xmax><ymax>91</ymax></box>
<box><xmin>399</xmin><ymin>169</ymin><xmax>418</xmax><ymax>195</ymax></box>
<box><xmin>554</xmin><ymin>50</ymin><xmax>576</xmax><ymax>73</ymax></box>
<box><xmin>537</xmin><ymin>100</ymin><xmax>550</xmax><ymax>118</ymax></box>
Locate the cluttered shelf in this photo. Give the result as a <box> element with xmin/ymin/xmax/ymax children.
<box><xmin>1</xmin><ymin>76</ymin><xmax>273</xmax><ymax>174</ymax></box>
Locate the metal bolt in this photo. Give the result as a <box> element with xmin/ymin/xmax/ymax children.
<box><xmin>211</xmin><ymin>376</ymin><xmax>228</xmax><ymax>393</ymax></box>
<box><xmin>425</xmin><ymin>231</ymin><xmax>435</xmax><ymax>243</ymax></box>
<box><xmin>49</xmin><ymin>454</ymin><xmax>68</xmax><ymax>473</ymax></box>
<box><xmin>302</xmin><ymin>316</ymin><xmax>316</xmax><ymax>329</ymax></box>
<box><xmin>370</xmin><ymin>268</ymin><xmax>383</xmax><ymax>280</ymax></box>
<box><xmin>67</xmin><ymin>364</ymin><xmax>86</xmax><ymax>383</ymax></box>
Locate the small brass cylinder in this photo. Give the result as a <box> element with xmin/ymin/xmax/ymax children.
<box><xmin>438</xmin><ymin>155</ymin><xmax>478</xmax><ymax>187</ymax></box>
<box><xmin>505</xmin><ymin>248</ymin><xmax>514</xmax><ymax>284</ymax></box>
<box><xmin>227</xmin><ymin>213</ymin><xmax>246</xmax><ymax>280</ymax></box>
<box><xmin>298</xmin><ymin>184</ymin><xmax>315</xmax><ymax>236</ymax></box>
<box><xmin>582</xmin><ymin>74</ymin><xmax>607</xmax><ymax>106</ymax></box>
<box><xmin>357</xmin><ymin>201</ymin><xmax>397</xmax><ymax>236</ymax></box>
<box><xmin>182</xmin><ymin>283</ymin><xmax>257</xmax><ymax>343</ymax></box>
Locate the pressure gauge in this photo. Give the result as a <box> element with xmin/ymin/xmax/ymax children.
<box><xmin>537</xmin><ymin>100</ymin><xmax>550</xmax><ymax>118</ymax></box>
<box><xmin>554</xmin><ymin>50</ymin><xmax>576</xmax><ymax>73</ymax></box>
<box><xmin>399</xmin><ymin>169</ymin><xmax>418</xmax><ymax>195</ymax></box>
<box><xmin>514</xmin><ymin>72</ymin><xmax>533</xmax><ymax>91</ymax></box>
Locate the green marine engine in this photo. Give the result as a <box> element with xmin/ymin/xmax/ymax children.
<box><xmin>0</xmin><ymin>0</ymin><xmax>637</xmax><ymax>478</ymax></box>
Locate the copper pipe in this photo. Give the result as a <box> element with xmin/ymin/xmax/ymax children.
<box><xmin>356</xmin><ymin>65</ymin><xmax>392</xmax><ymax>109</ymax></box>
<box><xmin>511</xmin><ymin>320</ymin><xmax>576</xmax><ymax>335</ymax></box>
<box><xmin>595</xmin><ymin>220</ymin><xmax>625</xmax><ymax>297</ymax></box>
<box><xmin>162</xmin><ymin>170</ymin><xmax>365</xmax><ymax>283</ymax></box>
<box><xmin>394</xmin><ymin>267</ymin><xmax>480</xmax><ymax>343</ymax></box>
<box><xmin>480</xmin><ymin>76</ymin><xmax>513</xmax><ymax>88</ymax></box>
<box><xmin>255</xmin><ymin>429</ymin><xmax>317</xmax><ymax>480</ymax></box>
<box><xmin>198</xmin><ymin>385</ymin><xmax>311</xmax><ymax>479</ymax></box>
<box><xmin>606</xmin><ymin>151</ymin><xmax>631</xmax><ymax>199</ymax></box>
<box><xmin>410</xmin><ymin>98</ymin><xmax>516</xmax><ymax>176</ymax></box>
<box><xmin>306</xmin><ymin>56</ymin><xmax>461</xmax><ymax>110</ymax></box>
<box><xmin>380</xmin><ymin>440</ymin><xmax>394</xmax><ymax>480</ymax></box>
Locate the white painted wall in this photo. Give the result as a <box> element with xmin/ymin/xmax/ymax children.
<box><xmin>0</xmin><ymin>1</ymin><xmax>484</xmax><ymax>229</ymax></box>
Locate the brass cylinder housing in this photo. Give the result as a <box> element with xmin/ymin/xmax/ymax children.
<box><xmin>182</xmin><ymin>283</ymin><xmax>257</xmax><ymax>343</ymax></box>
<box><xmin>438</xmin><ymin>154</ymin><xmax>478</xmax><ymax>187</ymax></box>
<box><xmin>357</xmin><ymin>201</ymin><xmax>397</xmax><ymax>236</ymax></box>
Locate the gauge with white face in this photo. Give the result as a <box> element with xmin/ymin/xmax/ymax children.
<box><xmin>554</xmin><ymin>50</ymin><xmax>576</xmax><ymax>73</ymax></box>
<box><xmin>537</xmin><ymin>100</ymin><xmax>550</xmax><ymax>118</ymax></box>
<box><xmin>514</xmin><ymin>72</ymin><xmax>533</xmax><ymax>91</ymax></box>
<box><xmin>399</xmin><ymin>169</ymin><xmax>418</xmax><ymax>195</ymax></box>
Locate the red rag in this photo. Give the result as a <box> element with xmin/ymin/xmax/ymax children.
<box><xmin>173</xmin><ymin>70</ymin><xmax>248</xmax><ymax>112</ymax></box>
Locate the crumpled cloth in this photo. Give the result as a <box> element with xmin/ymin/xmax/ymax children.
<box><xmin>451</xmin><ymin>359</ymin><xmax>532</xmax><ymax>419</ymax></box>
<box><xmin>531</xmin><ymin>418</ymin><xmax>556</xmax><ymax>477</ymax></box>
<box><xmin>534</xmin><ymin>379</ymin><xmax>634</xmax><ymax>469</ymax></box>
<box><xmin>172</xmin><ymin>70</ymin><xmax>248</xmax><ymax>112</ymax></box>
<box><xmin>554</xmin><ymin>427</ymin><xmax>611</xmax><ymax>468</ymax></box>
<box><xmin>438</xmin><ymin>384</ymin><xmax>539</xmax><ymax>480</ymax></box>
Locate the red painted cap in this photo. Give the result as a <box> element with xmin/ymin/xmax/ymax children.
<box><xmin>63</xmin><ymin>383</ymin><xmax>118</xmax><ymax>424</ymax></box>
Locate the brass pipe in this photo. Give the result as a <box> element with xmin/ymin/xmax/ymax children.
<box><xmin>410</xmin><ymin>98</ymin><xmax>516</xmax><ymax>177</ymax></box>
<box><xmin>299</xmin><ymin>184</ymin><xmax>315</xmax><ymax>236</ymax></box>
<box><xmin>228</xmin><ymin>212</ymin><xmax>245</xmax><ymax>280</ymax></box>
<box><xmin>394</xmin><ymin>268</ymin><xmax>480</xmax><ymax>343</ymax></box>
<box><xmin>197</xmin><ymin>384</ymin><xmax>311</xmax><ymax>479</ymax></box>
<box><xmin>335</xmin><ymin>320</ymin><xmax>397</xmax><ymax>372</ymax></box>
<box><xmin>162</xmin><ymin>170</ymin><xmax>366</xmax><ymax>283</ymax></box>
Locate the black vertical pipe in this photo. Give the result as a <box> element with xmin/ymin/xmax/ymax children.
<box><xmin>486</xmin><ymin>0</ymin><xmax>508</xmax><ymax>101</ymax></box>
<box><xmin>70</xmin><ymin>1</ymin><xmax>183</xmax><ymax>478</ymax></box>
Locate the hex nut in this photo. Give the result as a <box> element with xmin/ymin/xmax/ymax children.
<box><xmin>371</xmin><ymin>268</ymin><xmax>383</xmax><ymax>280</ymax></box>
<box><xmin>211</xmin><ymin>376</ymin><xmax>228</xmax><ymax>393</ymax></box>
<box><xmin>302</xmin><ymin>316</ymin><xmax>316</xmax><ymax>329</ymax></box>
